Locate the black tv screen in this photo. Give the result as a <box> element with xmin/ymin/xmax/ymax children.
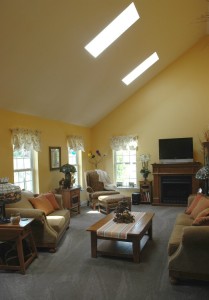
<box><xmin>159</xmin><ymin>137</ymin><xmax>193</xmax><ymax>163</ymax></box>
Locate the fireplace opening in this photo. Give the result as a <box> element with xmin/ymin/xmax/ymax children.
<box><xmin>161</xmin><ymin>176</ymin><xmax>192</xmax><ymax>205</ymax></box>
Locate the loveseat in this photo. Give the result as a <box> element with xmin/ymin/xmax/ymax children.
<box><xmin>168</xmin><ymin>193</ymin><xmax>209</xmax><ymax>283</ymax></box>
<box><xmin>5</xmin><ymin>190</ymin><xmax>70</xmax><ymax>252</ymax></box>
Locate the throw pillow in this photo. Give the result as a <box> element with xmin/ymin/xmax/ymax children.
<box><xmin>29</xmin><ymin>195</ymin><xmax>55</xmax><ymax>215</ymax></box>
<box><xmin>192</xmin><ymin>215</ymin><xmax>209</xmax><ymax>226</ymax></box>
<box><xmin>43</xmin><ymin>193</ymin><xmax>60</xmax><ymax>210</ymax></box>
<box><xmin>190</xmin><ymin>196</ymin><xmax>209</xmax><ymax>219</ymax></box>
<box><xmin>185</xmin><ymin>193</ymin><xmax>203</xmax><ymax>214</ymax></box>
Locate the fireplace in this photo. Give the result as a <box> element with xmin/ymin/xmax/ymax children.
<box><xmin>161</xmin><ymin>176</ymin><xmax>192</xmax><ymax>205</ymax></box>
<box><xmin>152</xmin><ymin>162</ymin><xmax>201</xmax><ymax>206</ymax></box>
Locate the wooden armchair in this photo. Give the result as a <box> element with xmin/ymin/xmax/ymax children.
<box><xmin>85</xmin><ymin>170</ymin><xmax>120</xmax><ymax>210</ymax></box>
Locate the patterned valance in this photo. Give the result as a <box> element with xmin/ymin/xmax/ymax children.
<box><xmin>67</xmin><ymin>135</ymin><xmax>85</xmax><ymax>152</ymax></box>
<box><xmin>110</xmin><ymin>135</ymin><xmax>138</xmax><ymax>151</ymax></box>
<box><xmin>11</xmin><ymin>128</ymin><xmax>41</xmax><ymax>152</ymax></box>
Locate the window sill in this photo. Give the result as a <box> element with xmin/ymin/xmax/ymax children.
<box><xmin>116</xmin><ymin>186</ymin><xmax>140</xmax><ymax>191</ymax></box>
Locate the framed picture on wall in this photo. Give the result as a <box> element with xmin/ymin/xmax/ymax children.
<box><xmin>49</xmin><ymin>147</ymin><xmax>61</xmax><ymax>170</ymax></box>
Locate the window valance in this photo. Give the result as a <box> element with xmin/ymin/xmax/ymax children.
<box><xmin>11</xmin><ymin>128</ymin><xmax>41</xmax><ymax>152</ymax></box>
<box><xmin>67</xmin><ymin>135</ymin><xmax>85</xmax><ymax>152</ymax></box>
<box><xmin>110</xmin><ymin>135</ymin><xmax>138</xmax><ymax>151</ymax></box>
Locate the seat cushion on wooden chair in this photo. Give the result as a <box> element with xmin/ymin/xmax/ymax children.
<box><xmin>98</xmin><ymin>194</ymin><xmax>131</xmax><ymax>214</ymax></box>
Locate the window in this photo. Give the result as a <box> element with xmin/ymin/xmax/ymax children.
<box><xmin>68</xmin><ymin>149</ymin><xmax>80</xmax><ymax>185</ymax></box>
<box><xmin>13</xmin><ymin>149</ymin><xmax>34</xmax><ymax>192</ymax></box>
<box><xmin>114</xmin><ymin>149</ymin><xmax>137</xmax><ymax>186</ymax></box>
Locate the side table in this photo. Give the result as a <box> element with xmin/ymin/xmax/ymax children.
<box><xmin>55</xmin><ymin>187</ymin><xmax>81</xmax><ymax>214</ymax></box>
<box><xmin>0</xmin><ymin>218</ymin><xmax>38</xmax><ymax>274</ymax></box>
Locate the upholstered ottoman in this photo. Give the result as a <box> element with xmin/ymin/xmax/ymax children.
<box><xmin>98</xmin><ymin>194</ymin><xmax>132</xmax><ymax>214</ymax></box>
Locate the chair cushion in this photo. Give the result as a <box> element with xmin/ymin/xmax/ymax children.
<box><xmin>86</xmin><ymin>171</ymin><xmax>104</xmax><ymax>191</ymax></box>
<box><xmin>91</xmin><ymin>190</ymin><xmax>119</xmax><ymax>199</ymax></box>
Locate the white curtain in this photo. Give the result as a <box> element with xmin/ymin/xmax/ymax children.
<box><xmin>110</xmin><ymin>135</ymin><xmax>138</xmax><ymax>151</ymax></box>
<box><xmin>67</xmin><ymin>135</ymin><xmax>85</xmax><ymax>152</ymax></box>
<box><xmin>11</xmin><ymin>128</ymin><xmax>41</xmax><ymax>152</ymax></box>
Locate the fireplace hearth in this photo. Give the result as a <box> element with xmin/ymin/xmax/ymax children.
<box><xmin>161</xmin><ymin>176</ymin><xmax>192</xmax><ymax>205</ymax></box>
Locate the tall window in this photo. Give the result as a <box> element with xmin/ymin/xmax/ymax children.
<box><xmin>68</xmin><ymin>149</ymin><xmax>80</xmax><ymax>185</ymax></box>
<box><xmin>13</xmin><ymin>149</ymin><xmax>34</xmax><ymax>192</ymax></box>
<box><xmin>114</xmin><ymin>149</ymin><xmax>137</xmax><ymax>186</ymax></box>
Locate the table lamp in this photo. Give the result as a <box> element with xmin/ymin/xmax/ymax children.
<box><xmin>0</xmin><ymin>178</ymin><xmax>21</xmax><ymax>224</ymax></box>
<box><xmin>195</xmin><ymin>165</ymin><xmax>209</xmax><ymax>196</ymax></box>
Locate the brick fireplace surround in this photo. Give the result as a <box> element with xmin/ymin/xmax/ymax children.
<box><xmin>152</xmin><ymin>162</ymin><xmax>201</xmax><ymax>206</ymax></box>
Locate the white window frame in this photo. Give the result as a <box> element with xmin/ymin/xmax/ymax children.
<box><xmin>68</xmin><ymin>149</ymin><xmax>81</xmax><ymax>186</ymax></box>
<box><xmin>114</xmin><ymin>149</ymin><xmax>137</xmax><ymax>187</ymax></box>
<box><xmin>13</xmin><ymin>149</ymin><xmax>36</xmax><ymax>192</ymax></box>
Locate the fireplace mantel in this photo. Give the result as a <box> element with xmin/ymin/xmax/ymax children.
<box><xmin>152</xmin><ymin>162</ymin><xmax>201</xmax><ymax>205</ymax></box>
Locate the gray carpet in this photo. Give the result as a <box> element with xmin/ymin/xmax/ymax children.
<box><xmin>1</xmin><ymin>205</ymin><xmax>209</xmax><ymax>300</ymax></box>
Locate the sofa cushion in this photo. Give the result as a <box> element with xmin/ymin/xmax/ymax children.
<box><xmin>185</xmin><ymin>193</ymin><xmax>203</xmax><ymax>214</ymax></box>
<box><xmin>175</xmin><ymin>213</ymin><xmax>193</xmax><ymax>226</ymax></box>
<box><xmin>168</xmin><ymin>224</ymin><xmax>187</xmax><ymax>256</ymax></box>
<box><xmin>29</xmin><ymin>195</ymin><xmax>55</xmax><ymax>215</ymax></box>
<box><xmin>43</xmin><ymin>193</ymin><xmax>60</xmax><ymax>210</ymax></box>
<box><xmin>192</xmin><ymin>208</ymin><xmax>209</xmax><ymax>226</ymax></box>
<box><xmin>46</xmin><ymin>215</ymin><xmax>66</xmax><ymax>233</ymax></box>
<box><xmin>190</xmin><ymin>196</ymin><xmax>209</xmax><ymax>219</ymax></box>
<box><xmin>192</xmin><ymin>216</ymin><xmax>209</xmax><ymax>226</ymax></box>
<box><xmin>47</xmin><ymin>209</ymin><xmax>70</xmax><ymax>233</ymax></box>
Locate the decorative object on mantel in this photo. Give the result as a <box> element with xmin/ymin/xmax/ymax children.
<box><xmin>88</xmin><ymin>150</ymin><xmax>107</xmax><ymax>169</ymax></box>
<box><xmin>113</xmin><ymin>200</ymin><xmax>135</xmax><ymax>224</ymax></box>
<box><xmin>140</xmin><ymin>153</ymin><xmax>151</xmax><ymax>180</ymax></box>
<box><xmin>0</xmin><ymin>178</ymin><xmax>21</xmax><ymax>223</ymax></box>
<box><xmin>60</xmin><ymin>164</ymin><xmax>77</xmax><ymax>189</ymax></box>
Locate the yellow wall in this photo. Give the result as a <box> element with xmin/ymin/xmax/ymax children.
<box><xmin>1</xmin><ymin>36</ymin><xmax>209</xmax><ymax>200</ymax></box>
<box><xmin>0</xmin><ymin>109</ymin><xmax>91</xmax><ymax>194</ymax></box>
<box><xmin>91</xmin><ymin>36</ymin><xmax>209</xmax><ymax>182</ymax></box>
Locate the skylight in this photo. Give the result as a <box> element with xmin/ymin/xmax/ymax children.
<box><xmin>84</xmin><ymin>2</ymin><xmax>140</xmax><ymax>58</ymax></box>
<box><xmin>122</xmin><ymin>52</ymin><xmax>159</xmax><ymax>85</ymax></box>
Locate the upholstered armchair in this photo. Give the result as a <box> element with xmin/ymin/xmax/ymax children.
<box><xmin>85</xmin><ymin>170</ymin><xmax>120</xmax><ymax>210</ymax></box>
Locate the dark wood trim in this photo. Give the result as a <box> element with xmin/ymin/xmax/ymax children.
<box><xmin>152</xmin><ymin>162</ymin><xmax>201</xmax><ymax>205</ymax></box>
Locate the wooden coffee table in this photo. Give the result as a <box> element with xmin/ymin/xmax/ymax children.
<box><xmin>87</xmin><ymin>212</ymin><xmax>154</xmax><ymax>263</ymax></box>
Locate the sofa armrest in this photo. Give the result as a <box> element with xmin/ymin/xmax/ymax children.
<box><xmin>6</xmin><ymin>208</ymin><xmax>46</xmax><ymax>223</ymax></box>
<box><xmin>182</xmin><ymin>226</ymin><xmax>209</xmax><ymax>247</ymax></box>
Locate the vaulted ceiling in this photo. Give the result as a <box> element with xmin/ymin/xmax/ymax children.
<box><xmin>0</xmin><ymin>0</ymin><xmax>208</xmax><ymax>127</ymax></box>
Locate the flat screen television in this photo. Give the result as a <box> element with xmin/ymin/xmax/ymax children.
<box><xmin>159</xmin><ymin>137</ymin><xmax>193</xmax><ymax>163</ymax></box>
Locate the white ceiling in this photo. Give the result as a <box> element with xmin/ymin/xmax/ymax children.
<box><xmin>0</xmin><ymin>0</ymin><xmax>208</xmax><ymax>127</ymax></box>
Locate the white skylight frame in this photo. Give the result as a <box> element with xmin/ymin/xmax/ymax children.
<box><xmin>84</xmin><ymin>2</ymin><xmax>140</xmax><ymax>58</ymax></box>
<box><xmin>122</xmin><ymin>52</ymin><xmax>159</xmax><ymax>85</ymax></box>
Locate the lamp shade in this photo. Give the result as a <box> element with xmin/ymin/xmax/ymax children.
<box><xmin>60</xmin><ymin>164</ymin><xmax>76</xmax><ymax>174</ymax></box>
<box><xmin>0</xmin><ymin>179</ymin><xmax>21</xmax><ymax>204</ymax></box>
<box><xmin>195</xmin><ymin>166</ymin><xmax>209</xmax><ymax>180</ymax></box>
<box><xmin>0</xmin><ymin>178</ymin><xmax>21</xmax><ymax>223</ymax></box>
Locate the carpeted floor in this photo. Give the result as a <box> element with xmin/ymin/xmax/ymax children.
<box><xmin>1</xmin><ymin>204</ymin><xmax>209</xmax><ymax>300</ymax></box>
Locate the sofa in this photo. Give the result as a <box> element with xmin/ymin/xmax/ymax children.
<box><xmin>168</xmin><ymin>193</ymin><xmax>209</xmax><ymax>283</ymax></box>
<box><xmin>5</xmin><ymin>190</ymin><xmax>70</xmax><ymax>252</ymax></box>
